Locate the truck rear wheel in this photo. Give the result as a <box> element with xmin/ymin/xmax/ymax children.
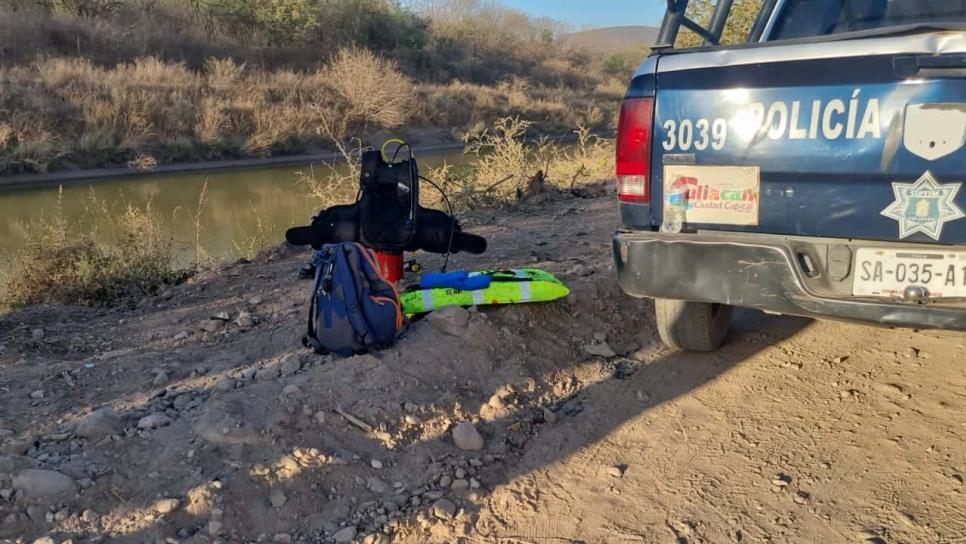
<box><xmin>655</xmin><ymin>298</ymin><xmax>732</xmax><ymax>352</ymax></box>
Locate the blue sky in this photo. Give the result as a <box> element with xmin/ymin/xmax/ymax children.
<box><xmin>500</xmin><ymin>0</ymin><xmax>667</xmax><ymax>29</ymax></box>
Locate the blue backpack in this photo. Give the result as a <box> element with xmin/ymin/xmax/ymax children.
<box><xmin>303</xmin><ymin>243</ymin><xmax>403</xmax><ymax>357</ymax></box>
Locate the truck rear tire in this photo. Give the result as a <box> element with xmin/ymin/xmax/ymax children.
<box><xmin>655</xmin><ymin>298</ymin><xmax>732</xmax><ymax>352</ymax></box>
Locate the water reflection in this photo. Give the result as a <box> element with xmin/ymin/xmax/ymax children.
<box><xmin>0</xmin><ymin>149</ymin><xmax>470</xmax><ymax>268</ymax></box>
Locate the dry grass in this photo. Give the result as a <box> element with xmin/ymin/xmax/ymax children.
<box><xmin>548</xmin><ymin>125</ymin><xmax>614</xmax><ymax>188</ymax></box>
<box><xmin>322</xmin><ymin>48</ymin><xmax>414</xmax><ymax>133</ymax></box>
<box><xmin>297</xmin><ymin>145</ymin><xmax>364</xmax><ymax>211</ymax></box>
<box><xmin>412</xmin><ymin>78</ymin><xmax>616</xmax><ymax>137</ymax></box>
<box><xmin>303</xmin><ymin>116</ymin><xmax>615</xmax><ymax>213</ymax></box>
<box><xmin>231</xmin><ymin>202</ymin><xmax>278</xmax><ymax>261</ymax></box>
<box><xmin>3</xmin><ymin>188</ymin><xmax>188</xmax><ymax>307</ymax></box>
<box><xmin>437</xmin><ymin>117</ymin><xmax>614</xmax><ymax>208</ymax></box>
<box><xmin>0</xmin><ymin>0</ymin><xmax>638</xmax><ymax>175</ymax></box>
<box><xmin>0</xmin><ymin>50</ymin><xmax>620</xmax><ymax>175</ymax></box>
<box><xmin>192</xmin><ymin>181</ymin><xmax>214</xmax><ymax>269</ymax></box>
<box><xmin>0</xmin><ymin>50</ymin><xmax>413</xmax><ymax>174</ymax></box>
<box><xmin>463</xmin><ymin>117</ymin><xmax>537</xmax><ymax>200</ymax></box>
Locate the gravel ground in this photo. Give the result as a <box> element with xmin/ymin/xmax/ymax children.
<box><xmin>1</xmin><ymin>185</ymin><xmax>964</xmax><ymax>544</ymax></box>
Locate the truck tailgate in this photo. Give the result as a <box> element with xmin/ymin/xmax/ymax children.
<box><xmin>650</xmin><ymin>32</ymin><xmax>966</xmax><ymax>245</ymax></box>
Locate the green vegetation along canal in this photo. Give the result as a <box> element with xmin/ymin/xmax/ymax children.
<box><xmin>0</xmin><ymin>149</ymin><xmax>471</xmax><ymax>281</ymax></box>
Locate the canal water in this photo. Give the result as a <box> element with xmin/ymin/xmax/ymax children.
<box><xmin>0</xmin><ymin>149</ymin><xmax>471</xmax><ymax>273</ymax></box>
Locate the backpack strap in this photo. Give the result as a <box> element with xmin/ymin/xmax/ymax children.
<box><xmin>302</xmin><ymin>250</ymin><xmax>328</xmax><ymax>353</ymax></box>
<box><xmin>355</xmin><ymin>245</ymin><xmax>404</xmax><ymax>329</ymax></box>
<box><xmin>336</xmin><ymin>245</ymin><xmax>378</xmax><ymax>350</ymax></box>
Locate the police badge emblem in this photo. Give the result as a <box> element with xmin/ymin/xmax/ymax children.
<box><xmin>881</xmin><ymin>171</ymin><xmax>964</xmax><ymax>241</ymax></box>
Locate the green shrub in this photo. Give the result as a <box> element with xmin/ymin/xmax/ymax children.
<box><xmin>4</xmin><ymin>189</ymin><xmax>188</xmax><ymax>307</ymax></box>
<box><xmin>200</xmin><ymin>0</ymin><xmax>323</xmax><ymax>46</ymax></box>
<box><xmin>602</xmin><ymin>53</ymin><xmax>630</xmax><ymax>78</ymax></box>
<box><xmin>676</xmin><ymin>0</ymin><xmax>763</xmax><ymax>47</ymax></box>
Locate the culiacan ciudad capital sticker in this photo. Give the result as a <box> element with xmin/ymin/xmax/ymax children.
<box><xmin>880</xmin><ymin>171</ymin><xmax>964</xmax><ymax>241</ymax></box>
<box><xmin>662</xmin><ymin>165</ymin><xmax>761</xmax><ymax>226</ymax></box>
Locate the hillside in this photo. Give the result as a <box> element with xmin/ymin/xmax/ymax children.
<box><xmin>564</xmin><ymin>25</ymin><xmax>659</xmax><ymax>53</ymax></box>
<box><xmin>0</xmin><ymin>0</ymin><xmax>628</xmax><ymax>177</ymax></box>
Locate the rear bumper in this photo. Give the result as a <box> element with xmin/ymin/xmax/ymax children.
<box><xmin>613</xmin><ymin>230</ymin><xmax>966</xmax><ymax>331</ymax></box>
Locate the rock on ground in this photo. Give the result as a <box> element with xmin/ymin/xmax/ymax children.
<box><xmin>153</xmin><ymin>498</ymin><xmax>180</xmax><ymax>514</ymax></box>
<box><xmin>194</xmin><ymin>398</ymin><xmax>265</xmax><ymax>446</ymax></box>
<box><xmin>583</xmin><ymin>342</ymin><xmax>617</xmax><ymax>358</ymax></box>
<box><xmin>75</xmin><ymin>408</ymin><xmax>123</xmax><ymax>439</ymax></box>
<box><xmin>199</xmin><ymin>318</ymin><xmax>224</xmax><ymax>333</ymax></box>
<box><xmin>1</xmin><ymin>440</ymin><xmax>30</xmax><ymax>456</ymax></box>
<box><xmin>137</xmin><ymin>413</ymin><xmax>173</xmax><ymax>430</ymax></box>
<box><xmin>333</xmin><ymin>526</ymin><xmax>357</xmax><ymax>543</ymax></box>
<box><xmin>269</xmin><ymin>487</ymin><xmax>288</xmax><ymax>508</ymax></box>
<box><xmin>426</xmin><ymin>305</ymin><xmax>471</xmax><ymax>336</ymax></box>
<box><xmin>368</xmin><ymin>477</ymin><xmax>389</xmax><ymax>494</ymax></box>
<box><xmin>214</xmin><ymin>378</ymin><xmax>235</xmax><ymax>392</ymax></box>
<box><xmin>12</xmin><ymin>469</ymin><xmax>77</xmax><ymax>498</ymax></box>
<box><xmin>432</xmin><ymin>498</ymin><xmax>458</xmax><ymax>520</ymax></box>
<box><xmin>236</xmin><ymin>312</ymin><xmax>256</xmax><ymax>328</ymax></box>
<box><xmin>452</xmin><ymin>422</ymin><xmax>485</xmax><ymax>451</ymax></box>
<box><xmin>0</xmin><ymin>454</ymin><xmax>35</xmax><ymax>474</ymax></box>
<box><xmin>256</xmin><ymin>366</ymin><xmax>280</xmax><ymax>381</ymax></box>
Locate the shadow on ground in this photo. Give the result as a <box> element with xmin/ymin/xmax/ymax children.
<box><xmin>0</xmin><ymin>195</ymin><xmax>814</xmax><ymax>543</ymax></box>
<box><xmin>17</xmin><ymin>302</ymin><xmax>811</xmax><ymax>543</ymax></box>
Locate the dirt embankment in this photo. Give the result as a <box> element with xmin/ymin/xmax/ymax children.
<box><xmin>0</xmin><ymin>131</ymin><xmax>461</xmax><ymax>190</ymax></box>
<box><xmin>1</xmin><ymin>188</ymin><xmax>965</xmax><ymax>544</ymax></box>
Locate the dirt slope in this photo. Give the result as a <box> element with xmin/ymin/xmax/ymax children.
<box><xmin>1</xmin><ymin>186</ymin><xmax>964</xmax><ymax>544</ymax></box>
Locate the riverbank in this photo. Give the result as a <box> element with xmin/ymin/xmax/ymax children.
<box><xmin>0</xmin><ymin>129</ymin><xmax>596</xmax><ymax>190</ymax></box>
<box><xmin>1</xmin><ymin>121</ymin><xmax>614</xmax><ymax>309</ymax></box>
<box><xmin>0</xmin><ymin>139</ymin><xmax>463</xmax><ymax>190</ymax></box>
<box><xmin>1</xmin><ymin>0</ymin><xmax>634</xmax><ymax>189</ymax></box>
<box><xmin>1</xmin><ymin>186</ymin><xmax>962</xmax><ymax>543</ymax></box>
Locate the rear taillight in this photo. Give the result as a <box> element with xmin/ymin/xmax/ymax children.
<box><xmin>616</xmin><ymin>97</ymin><xmax>654</xmax><ymax>204</ymax></box>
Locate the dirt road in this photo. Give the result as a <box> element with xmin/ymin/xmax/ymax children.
<box><xmin>1</xmin><ymin>187</ymin><xmax>964</xmax><ymax>544</ymax></box>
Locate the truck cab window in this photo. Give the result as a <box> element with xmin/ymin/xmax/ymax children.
<box><xmin>769</xmin><ymin>0</ymin><xmax>966</xmax><ymax>40</ymax></box>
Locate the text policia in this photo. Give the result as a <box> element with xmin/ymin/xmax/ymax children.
<box><xmin>661</xmin><ymin>88</ymin><xmax>882</xmax><ymax>153</ymax></box>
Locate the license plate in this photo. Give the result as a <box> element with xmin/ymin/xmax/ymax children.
<box><xmin>853</xmin><ymin>248</ymin><xmax>966</xmax><ymax>298</ymax></box>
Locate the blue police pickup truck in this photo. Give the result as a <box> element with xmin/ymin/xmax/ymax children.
<box><xmin>614</xmin><ymin>0</ymin><xmax>966</xmax><ymax>351</ymax></box>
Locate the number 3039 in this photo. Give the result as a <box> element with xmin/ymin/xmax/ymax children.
<box><xmin>662</xmin><ymin>119</ymin><xmax>727</xmax><ymax>152</ymax></box>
